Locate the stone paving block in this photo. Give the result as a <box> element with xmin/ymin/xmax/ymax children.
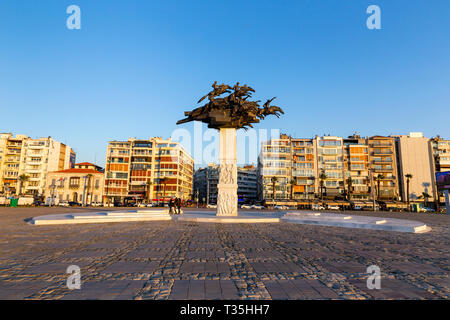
<box><xmin>87</xmin><ymin>242</ymin><xmax>125</xmax><ymax>250</ymax></box>
<box><xmin>264</xmin><ymin>280</ymin><xmax>289</xmax><ymax>299</ymax></box>
<box><xmin>24</xmin><ymin>262</ymin><xmax>88</xmax><ymax>275</ymax></box>
<box><xmin>348</xmin><ymin>279</ymin><xmax>438</xmax><ymax>299</ymax></box>
<box><xmin>62</xmin><ymin>280</ymin><xmax>145</xmax><ymax>300</ymax></box>
<box><xmin>102</xmin><ymin>261</ymin><xmax>158</xmax><ymax>274</ymax></box>
<box><xmin>220</xmin><ymin>280</ymin><xmax>240</xmax><ymax>299</ymax></box>
<box><xmin>205</xmin><ymin>280</ymin><xmax>222</xmax><ymax>300</ymax></box>
<box><xmin>188</xmin><ymin>280</ymin><xmax>205</xmax><ymax>300</ymax></box>
<box><xmin>169</xmin><ymin>280</ymin><xmax>189</xmax><ymax>300</ymax></box>
<box><xmin>0</xmin><ymin>281</ymin><xmax>50</xmax><ymax>299</ymax></box>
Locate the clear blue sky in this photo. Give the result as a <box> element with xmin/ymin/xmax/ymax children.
<box><xmin>1</xmin><ymin>0</ymin><xmax>449</xmax><ymax>167</ymax></box>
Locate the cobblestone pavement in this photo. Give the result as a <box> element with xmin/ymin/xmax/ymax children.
<box><xmin>0</xmin><ymin>207</ymin><xmax>448</xmax><ymax>300</ymax></box>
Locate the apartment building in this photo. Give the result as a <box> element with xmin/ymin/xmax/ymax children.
<box><xmin>430</xmin><ymin>136</ymin><xmax>450</xmax><ymax>204</ymax></box>
<box><xmin>394</xmin><ymin>132</ymin><xmax>437</xmax><ymax>203</ymax></box>
<box><xmin>104</xmin><ymin>137</ymin><xmax>194</xmax><ymax>205</ymax></box>
<box><xmin>0</xmin><ymin>133</ymin><xmax>28</xmax><ymax>195</ymax></box>
<box><xmin>44</xmin><ymin>162</ymin><xmax>104</xmax><ymax>205</ymax></box>
<box><xmin>237</xmin><ymin>165</ymin><xmax>258</xmax><ymax>203</ymax></box>
<box><xmin>291</xmin><ymin>138</ymin><xmax>316</xmax><ymax>200</ymax></box>
<box><xmin>343</xmin><ymin>135</ymin><xmax>370</xmax><ymax>201</ymax></box>
<box><xmin>0</xmin><ymin>133</ymin><xmax>76</xmax><ymax>196</ymax></box>
<box><xmin>315</xmin><ymin>136</ymin><xmax>345</xmax><ymax>200</ymax></box>
<box><xmin>431</xmin><ymin>136</ymin><xmax>450</xmax><ymax>173</ymax></box>
<box><xmin>22</xmin><ymin>137</ymin><xmax>76</xmax><ymax>196</ymax></box>
<box><xmin>194</xmin><ymin>164</ymin><xmax>257</xmax><ymax>204</ymax></box>
<box><xmin>257</xmin><ymin>135</ymin><xmax>292</xmax><ymax>202</ymax></box>
<box><xmin>367</xmin><ymin>136</ymin><xmax>399</xmax><ymax>201</ymax></box>
<box><xmin>193</xmin><ymin>164</ymin><xmax>219</xmax><ymax>204</ymax></box>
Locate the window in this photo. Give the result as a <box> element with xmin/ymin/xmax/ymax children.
<box><xmin>319</xmin><ymin>140</ymin><xmax>341</xmax><ymax>147</ymax></box>
<box><xmin>69</xmin><ymin>177</ymin><xmax>80</xmax><ymax>187</ymax></box>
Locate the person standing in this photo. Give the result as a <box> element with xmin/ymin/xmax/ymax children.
<box><xmin>176</xmin><ymin>197</ymin><xmax>182</xmax><ymax>214</ymax></box>
<box><xmin>169</xmin><ymin>198</ymin><xmax>174</xmax><ymax>214</ymax></box>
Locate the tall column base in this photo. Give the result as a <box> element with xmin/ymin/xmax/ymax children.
<box><xmin>216</xmin><ymin>128</ymin><xmax>238</xmax><ymax>217</ymax></box>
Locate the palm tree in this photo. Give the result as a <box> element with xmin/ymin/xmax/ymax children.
<box><xmin>289</xmin><ymin>178</ymin><xmax>297</xmax><ymax>200</ymax></box>
<box><xmin>18</xmin><ymin>174</ymin><xmax>29</xmax><ymax>195</ymax></box>
<box><xmin>346</xmin><ymin>177</ymin><xmax>353</xmax><ymax>201</ymax></box>
<box><xmin>270</xmin><ymin>177</ymin><xmax>278</xmax><ymax>204</ymax></box>
<box><xmin>405</xmin><ymin>173</ymin><xmax>413</xmax><ymax>211</ymax></box>
<box><xmin>319</xmin><ymin>171</ymin><xmax>327</xmax><ymax>200</ymax></box>
<box><xmin>375</xmin><ymin>174</ymin><xmax>385</xmax><ymax>200</ymax></box>
<box><xmin>421</xmin><ymin>192</ymin><xmax>431</xmax><ymax>208</ymax></box>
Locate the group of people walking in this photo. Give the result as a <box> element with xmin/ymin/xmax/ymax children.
<box><xmin>168</xmin><ymin>197</ymin><xmax>182</xmax><ymax>214</ymax></box>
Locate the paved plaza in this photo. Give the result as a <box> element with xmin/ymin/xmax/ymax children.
<box><xmin>0</xmin><ymin>207</ymin><xmax>448</xmax><ymax>300</ymax></box>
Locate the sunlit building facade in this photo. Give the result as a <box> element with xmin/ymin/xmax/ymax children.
<box><xmin>104</xmin><ymin>137</ymin><xmax>194</xmax><ymax>204</ymax></box>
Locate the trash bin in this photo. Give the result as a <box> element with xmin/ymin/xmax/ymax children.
<box><xmin>10</xmin><ymin>198</ymin><xmax>18</xmax><ymax>207</ymax></box>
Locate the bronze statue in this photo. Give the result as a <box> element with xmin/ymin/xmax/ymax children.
<box><xmin>177</xmin><ymin>82</ymin><xmax>284</xmax><ymax>130</ymax></box>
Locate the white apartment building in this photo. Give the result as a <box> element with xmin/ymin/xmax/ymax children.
<box><xmin>0</xmin><ymin>133</ymin><xmax>76</xmax><ymax>196</ymax></box>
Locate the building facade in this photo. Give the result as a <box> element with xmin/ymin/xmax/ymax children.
<box><xmin>367</xmin><ymin>136</ymin><xmax>400</xmax><ymax>201</ymax></box>
<box><xmin>257</xmin><ymin>134</ymin><xmax>293</xmax><ymax>202</ymax></box>
<box><xmin>44</xmin><ymin>162</ymin><xmax>104</xmax><ymax>205</ymax></box>
<box><xmin>193</xmin><ymin>164</ymin><xmax>219</xmax><ymax>204</ymax></box>
<box><xmin>431</xmin><ymin>136</ymin><xmax>450</xmax><ymax>173</ymax></box>
<box><xmin>257</xmin><ymin>134</ymin><xmax>406</xmax><ymax>207</ymax></box>
<box><xmin>194</xmin><ymin>164</ymin><xmax>257</xmax><ymax>204</ymax></box>
<box><xmin>315</xmin><ymin>136</ymin><xmax>345</xmax><ymax>200</ymax></box>
<box><xmin>104</xmin><ymin>137</ymin><xmax>194</xmax><ymax>204</ymax></box>
<box><xmin>343</xmin><ymin>135</ymin><xmax>370</xmax><ymax>201</ymax></box>
<box><xmin>395</xmin><ymin>132</ymin><xmax>437</xmax><ymax>203</ymax></box>
<box><xmin>430</xmin><ymin>136</ymin><xmax>450</xmax><ymax>204</ymax></box>
<box><xmin>0</xmin><ymin>133</ymin><xmax>76</xmax><ymax>197</ymax></box>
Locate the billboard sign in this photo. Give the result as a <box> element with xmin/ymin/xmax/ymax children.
<box><xmin>436</xmin><ymin>172</ymin><xmax>450</xmax><ymax>190</ymax></box>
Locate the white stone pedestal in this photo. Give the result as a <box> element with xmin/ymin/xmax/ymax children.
<box><xmin>217</xmin><ymin>128</ymin><xmax>238</xmax><ymax>216</ymax></box>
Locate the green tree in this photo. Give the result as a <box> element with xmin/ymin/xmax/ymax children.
<box><xmin>270</xmin><ymin>177</ymin><xmax>278</xmax><ymax>202</ymax></box>
<box><xmin>375</xmin><ymin>174</ymin><xmax>385</xmax><ymax>200</ymax></box>
<box><xmin>346</xmin><ymin>177</ymin><xmax>353</xmax><ymax>201</ymax></box>
<box><xmin>319</xmin><ymin>171</ymin><xmax>327</xmax><ymax>200</ymax></box>
<box><xmin>421</xmin><ymin>192</ymin><xmax>431</xmax><ymax>208</ymax></box>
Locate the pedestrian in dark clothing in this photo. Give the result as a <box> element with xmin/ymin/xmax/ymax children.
<box><xmin>176</xmin><ymin>198</ymin><xmax>182</xmax><ymax>214</ymax></box>
<box><xmin>169</xmin><ymin>198</ymin><xmax>174</xmax><ymax>214</ymax></box>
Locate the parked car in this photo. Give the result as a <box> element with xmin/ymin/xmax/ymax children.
<box><xmin>58</xmin><ymin>201</ymin><xmax>70</xmax><ymax>207</ymax></box>
<box><xmin>91</xmin><ymin>202</ymin><xmax>103</xmax><ymax>207</ymax></box>
<box><xmin>419</xmin><ymin>207</ymin><xmax>435</xmax><ymax>213</ymax></box>
<box><xmin>274</xmin><ymin>205</ymin><xmax>289</xmax><ymax>210</ymax></box>
<box><xmin>328</xmin><ymin>205</ymin><xmax>340</xmax><ymax>210</ymax></box>
<box><xmin>251</xmin><ymin>205</ymin><xmax>264</xmax><ymax>210</ymax></box>
<box><xmin>113</xmin><ymin>202</ymin><xmax>122</xmax><ymax>207</ymax></box>
<box><xmin>206</xmin><ymin>204</ymin><xmax>217</xmax><ymax>209</ymax></box>
<box><xmin>353</xmin><ymin>205</ymin><xmax>363</xmax><ymax>210</ymax></box>
<box><xmin>68</xmin><ymin>201</ymin><xmax>80</xmax><ymax>206</ymax></box>
<box><xmin>241</xmin><ymin>204</ymin><xmax>252</xmax><ymax>209</ymax></box>
<box><xmin>312</xmin><ymin>204</ymin><xmax>326</xmax><ymax>210</ymax></box>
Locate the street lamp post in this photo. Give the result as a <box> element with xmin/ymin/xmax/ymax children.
<box><xmin>82</xmin><ymin>175</ymin><xmax>88</xmax><ymax>207</ymax></box>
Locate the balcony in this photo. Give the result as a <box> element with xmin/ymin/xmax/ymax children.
<box><xmin>372</xmin><ymin>167</ymin><xmax>394</xmax><ymax>173</ymax></box>
<box><xmin>370</xmin><ymin>143</ymin><xmax>393</xmax><ymax>147</ymax></box>
<box><xmin>372</xmin><ymin>159</ymin><xmax>392</xmax><ymax>163</ymax></box>
<box><xmin>371</xmin><ymin>151</ymin><xmax>392</xmax><ymax>155</ymax></box>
